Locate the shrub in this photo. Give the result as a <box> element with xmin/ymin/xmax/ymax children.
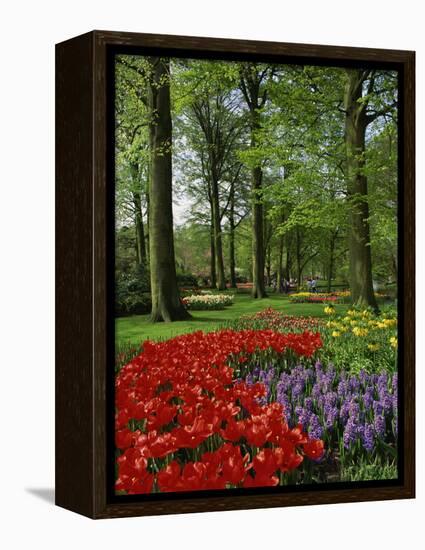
<box><xmin>115</xmin><ymin>292</ymin><xmax>152</xmax><ymax>317</ymax></box>
<box><xmin>176</xmin><ymin>271</ymin><xmax>198</xmax><ymax>288</ymax></box>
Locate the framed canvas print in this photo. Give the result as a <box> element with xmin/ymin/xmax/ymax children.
<box><xmin>55</xmin><ymin>30</ymin><xmax>415</xmax><ymax>519</ymax></box>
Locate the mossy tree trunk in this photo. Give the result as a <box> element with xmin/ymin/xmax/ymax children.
<box><xmin>326</xmin><ymin>229</ymin><xmax>337</xmax><ymax>293</ymax></box>
<box><xmin>276</xmin><ymin>234</ymin><xmax>284</xmax><ymax>292</ymax></box>
<box><xmin>132</xmin><ymin>190</ymin><xmax>146</xmax><ymax>267</ymax></box>
<box><xmin>211</xmin><ymin>171</ymin><xmax>226</xmax><ymax>290</ymax></box>
<box><xmin>148</xmin><ymin>57</ymin><xmax>191</xmax><ymax>322</ymax></box>
<box><xmin>344</xmin><ymin>69</ymin><xmax>378</xmax><ymax>311</ymax></box>
<box><xmin>240</xmin><ymin>66</ymin><xmax>270</xmax><ymax>299</ymax></box>
<box><xmin>229</xmin><ymin>179</ymin><xmax>237</xmax><ymax>288</ymax></box>
<box><xmin>209</xmin><ymin>198</ymin><xmax>217</xmax><ymax>288</ymax></box>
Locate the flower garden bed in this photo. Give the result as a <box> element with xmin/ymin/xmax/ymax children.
<box><xmin>182</xmin><ymin>293</ymin><xmax>234</xmax><ymax>310</ymax></box>
<box><xmin>289</xmin><ymin>290</ymin><xmax>390</xmax><ymax>304</ymax></box>
<box><xmin>115</xmin><ymin>329</ymin><xmax>324</xmax><ymax>494</ymax></box>
<box><xmin>115</xmin><ymin>307</ymin><xmax>398</xmax><ymax>494</ymax></box>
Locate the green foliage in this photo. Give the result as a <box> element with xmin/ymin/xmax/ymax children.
<box><xmin>114</xmin><ymin>54</ymin><xmax>399</xmax><ymax>321</ymax></box>
<box><xmin>115</xmin><ymin>263</ymin><xmax>151</xmax><ymax>316</ymax></box>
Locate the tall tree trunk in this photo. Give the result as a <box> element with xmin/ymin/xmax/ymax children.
<box><xmin>229</xmin><ymin>180</ymin><xmax>237</xmax><ymax>288</ymax></box>
<box><xmin>251</xmin><ymin>161</ymin><xmax>266</xmax><ymax>298</ymax></box>
<box><xmin>276</xmin><ymin>235</ymin><xmax>284</xmax><ymax>293</ymax></box>
<box><xmin>240</xmin><ymin>67</ymin><xmax>268</xmax><ymax>299</ymax></box>
<box><xmin>344</xmin><ymin>69</ymin><xmax>378</xmax><ymax>311</ymax></box>
<box><xmin>211</xmin><ymin>175</ymin><xmax>226</xmax><ymax>290</ymax></box>
<box><xmin>296</xmin><ymin>227</ymin><xmax>302</xmax><ymax>288</ymax></box>
<box><xmin>265</xmin><ymin>243</ymin><xmax>271</xmax><ymax>287</ymax></box>
<box><xmin>148</xmin><ymin>58</ymin><xmax>190</xmax><ymax>322</ymax></box>
<box><xmin>210</xmin><ymin>211</ymin><xmax>217</xmax><ymax>289</ymax></box>
<box><xmin>144</xmin><ymin>187</ymin><xmax>150</xmax><ymax>265</ymax></box>
<box><xmin>327</xmin><ymin>230</ymin><xmax>336</xmax><ymax>293</ymax></box>
<box><xmin>132</xmin><ymin>191</ymin><xmax>146</xmax><ymax>267</ymax></box>
<box><xmin>285</xmin><ymin>246</ymin><xmax>291</xmax><ymax>283</ymax></box>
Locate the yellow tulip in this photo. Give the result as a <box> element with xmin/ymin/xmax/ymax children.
<box><xmin>367</xmin><ymin>343</ymin><xmax>380</xmax><ymax>351</ymax></box>
<box><xmin>352</xmin><ymin>327</ymin><xmax>368</xmax><ymax>337</ymax></box>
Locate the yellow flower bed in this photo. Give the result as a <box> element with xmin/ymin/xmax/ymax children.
<box><xmin>321</xmin><ymin>307</ymin><xmax>398</xmax><ymax>373</ymax></box>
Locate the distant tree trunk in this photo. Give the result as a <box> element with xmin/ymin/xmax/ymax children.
<box><xmin>327</xmin><ymin>230</ymin><xmax>337</xmax><ymax>293</ymax></box>
<box><xmin>285</xmin><ymin>239</ymin><xmax>292</xmax><ymax>283</ymax></box>
<box><xmin>132</xmin><ymin>191</ymin><xmax>146</xmax><ymax>267</ymax></box>
<box><xmin>229</xmin><ymin>180</ymin><xmax>237</xmax><ymax>288</ymax></box>
<box><xmin>251</xmin><ymin>156</ymin><xmax>266</xmax><ymax>298</ymax></box>
<box><xmin>391</xmin><ymin>253</ymin><xmax>398</xmax><ymax>284</ymax></box>
<box><xmin>148</xmin><ymin>58</ymin><xmax>191</xmax><ymax>322</ymax></box>
<box><xmin>145</xmin><ymin>187</ymin><xmax>150</xmax><ymax>265</ymax></box>
<box><xmin>296</xmin><ymin>227</ymin><xmax>303</xmax><ymax>287</ymax></box>
<box><xmin>276</xmin><ymin>235</ymin><xmax>284</xmax><ymax>293</ymax></box>
<box><xmin>210</xmin><ymin>225</ymin><xmax>217</xmax><ymax>288</ymax></box>
<box><xmin>265</xmin><ymin>243</ymin><xmax>271</xmax><ymax>287</ymax></box>
<box><xmin>344</xmin><ymin>69</ymin><xmax>378</xmax><ymax>311</ymax></box>
<box><xmin>211</xmin><ymin>174</ymin><xmax>226</xmax><ymax>290</ymax></box>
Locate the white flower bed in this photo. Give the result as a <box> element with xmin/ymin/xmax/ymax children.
<box><xmin>182</xmin><ymin>293</ymin><xmax>234</xmax><ymax>310</ymax></box>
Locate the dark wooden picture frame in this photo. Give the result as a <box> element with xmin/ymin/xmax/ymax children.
<box><xmin>56</xmin><ymin>30</ymin><xmax>415</xmax><ymax>519</ymax></box>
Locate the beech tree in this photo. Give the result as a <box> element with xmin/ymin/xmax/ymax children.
<box><xmin>147</xmin><ymin>57</ymin><xmax>191</xmax><ymax>321</ymax></box>
<box><xmin>343</xmin><ymin>69</ymin><xmax>397</xmax><ymax>309</ymax></box>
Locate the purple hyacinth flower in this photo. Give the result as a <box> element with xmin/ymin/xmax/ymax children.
<box><xmin>304</xmin><ymin>397</ymin><xmax>314</xmax><ymax>411</ymax></box>
<box><xmin>312</xmin><ymin>383</ymin><xmax>322</xmax><ymax>400</ymax></box>
<box><xmin>381</xmin><ymin>394</ymin><xmax>393</xmax><ymax>413</ymax></box>
<box><xmin>373</xmin><ymin>400</ymin><xmax>384</xmax><ymax>417</ymax></box>
<box><xmin>325</xmin><ymin>406</ymin><xmax>339</xmax><ymax>429</ymax></box>
<box><xmin>377</xmin><ymin>372</ymin><xmax>388</xmax><ymax>389</ymax></box>
<box><xmin>349</xmin><ymin>375</ymin><xmax>360</xmax><ymax>392</ymax></box>
<box><xmin>278</xmin><ymin>373</ymin><xmax>291</xmax><ymax>392</ymax></box>
<box><xmin>363</xmin><ymin>386</ymin><xmax>374</xmax><ymax>410</ymax></box>
<box><xmin>392</xmin><ymin>373</ymin><xmax>398</xmax><ymax>391</ymax></box>
<box><xmin>252</xmin><ymin>365</ymin><xmax>261</xmax><ymax>378</ymax></box>
<box><xmin>362</xmin><ymin>423</ymin><xmax>375</xmax><ymax>452</ymax></box>
<box><xmin>343</xmin><ymin>417</ymin><xmax>358</xmax><ymax>449</ymax></box>
<box><xmin>348</xmin><ymin>399</ymin><xmax>360</xmax><ymax>419</ymax></box>
<box><xmin>295</xmin><ymin>405</ymin><xmax>311</xmax><ymax>430</ymax></box>
<box><xmin>392</xmin><ymin>394</ymin><xmax>398</xmax><ymax>414</ymax></box>
<box><xmin>374</xmin><ymin>414</ymin><xmax>385</xmax><ymax>438</ymax></box>
<box><xmin>292</xmin><ymin>380</ymin><xmax>305</xmax><ymax>399</ymax></box>
<box><xmin>337</xmin><ymin>379</ymin><xmax>349</xmax><ymax>398</ymax></box>
<box><xmin>340</xmin><ymin>400</ymin><xmax>350</xmax><ymax>423</ymax></box>
<box><xmin>359</xmin><ymin>369</ymin><xmax>370</xmax><ymax>386</ymax></box>
<box><xmin>308</xmin><ymin>413</ymin><xmax>323</xmax><ymax>440</ymax></box>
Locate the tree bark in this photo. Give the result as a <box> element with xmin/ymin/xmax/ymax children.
<box><xmin>132</xmin><ymin>190</ymin><xmax>146</xmax><ymax>267</ymax></box>
<box><xmin>344</xmin><ymin>69</ymin><xmax>378</xmax><ymax>311</ymax></box>
<box><xmin>148</xmin><ymin>58</ymin><xmax>191</xmax><ymax>322</ymax></box>
<box><xmin>296</xmin><ymin>227</ymin><xmax>303</xmax><ymax>287</ymax></box>
<box><xmin>250</xmin><ymin>140</ymin><xmax>266</xmax><ymax>298</ymax></box>
<box><xmin>211</xmin><ymin>174</ymin><xmax>226</xmax><ymax>290</ymax></box>
<box><xmin>240</xmin><ymin>67</ymin><xmax>268</xmax><ymax>299</ymax></box>
<box><xmin>229</xmin><ymin>179</ymin><xmax>237</xmax><ymax>288</ymax></box>
<box><xmin>209</xmin><ymin>204</ymin><xmax>217</xmax><ymax>288</ymax></box>
<box><xmin>265</xmin><ymin>242</ymin><xmax>271</xmax><ymax>287</ymax></box>
<box><xmin>327</xmin><ymin>230</ymin><xmax>336</xmax><ymax>293</ymax></box>
<box><xmin>276</xmin><ymin>235</ymin><xmax>284</xmax><ymax>293</ymax></box>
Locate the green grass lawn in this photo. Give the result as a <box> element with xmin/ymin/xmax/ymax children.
<box><xmin>115</xmin><ymin>292</ymin><xmax>350</xmax><ymax>346</ymax></box>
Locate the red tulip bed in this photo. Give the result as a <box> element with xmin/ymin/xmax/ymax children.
<box><xmin>115</xmin><ymin>329</ymin><xmax>324</xmax><ymax>494</ymax></box>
